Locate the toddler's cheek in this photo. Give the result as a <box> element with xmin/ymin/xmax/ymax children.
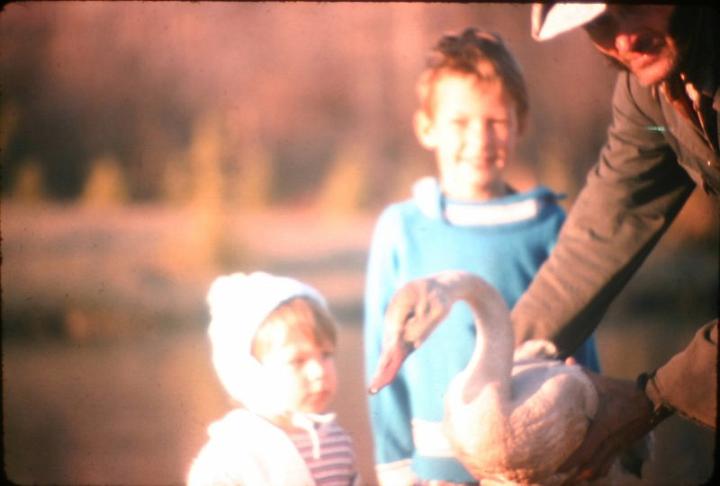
<box><xmin>260</xmin><ymin>368</ymin><xmax>294</xmax><ymax>402</ymax></box>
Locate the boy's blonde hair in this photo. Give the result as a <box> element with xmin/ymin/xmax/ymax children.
<box><xmin>417</xmin><ymin>28</ymin><xmax>529</xmax><ymax>132</ymax></box>
<box><xmin>252</xmin><ymin>296</ymin><xmax>337</xmax><ymax>361</ymax></box>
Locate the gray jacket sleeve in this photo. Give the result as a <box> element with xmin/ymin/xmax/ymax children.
<box><xmin>511</xmin><ymin>73</ymin><xmax>716</xmax><ymax>426</ymax></box>
<box><xmin>647</xmin><ymin>320</ymin><xmax>717</xmax><ymax>428</ymax></box>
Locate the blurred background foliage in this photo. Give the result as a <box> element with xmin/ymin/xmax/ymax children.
<box><xmin>2</xmin><ymin>1</ymin><xmax>642</xmax><ymax>343</ymax></box>
<box><xmin>1</xmin><ymin>3</ymin><xmax>717</xmax><ymax>484</ymax></box>
<box><xmin>4</xmin><ymin>1</ymin><xmax>715</xmax><ymax>234</ymax></box>
<box><xmin>1</xmin><ymin>2</ymin><xmax>621</xmax><ymax>206</ymax></box>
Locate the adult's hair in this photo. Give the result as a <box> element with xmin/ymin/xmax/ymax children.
<box><xmin>669</xmin><ymin>5</ymin><xmax>720</xmax><ymax>82</ymax></box>
<box><xmin>416</xmin><ymin>27</ymin><xmax>529</xmax><ymax>132</ymax></box>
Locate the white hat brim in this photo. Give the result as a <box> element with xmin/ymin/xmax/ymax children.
<box><xmin>532</xmin><ymin>3</ymin><xmax>607</xmax><ymax>41</ymax></box>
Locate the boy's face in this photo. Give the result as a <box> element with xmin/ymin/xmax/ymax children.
<box><xmin>258</xmin><ymin>324</ymin><xmax>338</xmax><ymax>415</ymax></box>
<box><xmin>416</xmin><ymin>72</ymin><xmax>518</xmax><ymax>201</ymax></box>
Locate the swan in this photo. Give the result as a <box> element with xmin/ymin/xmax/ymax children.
<box><xmin>368</xmin><ymin>270</ymin><xmax>603</xmax><ymax>485</ymax></box>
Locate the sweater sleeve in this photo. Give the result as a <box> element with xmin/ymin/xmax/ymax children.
<box><xmin>510</xmin><ymin>73</ymin><xmax>718</xmax><ymax>424</ymax></box>
<box><xmin>364</xmin><ymin>207</ymin><xmax>416</xmax><ymax>477</ymax></box>
<box><xmin>544</xmin><ymin>202</ymin><xmax>602</xmax><ymax>373</ymax></box>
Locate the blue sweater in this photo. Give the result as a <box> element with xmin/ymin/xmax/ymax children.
<box><xmin>364</xmin><ymin>178</ymin><xmax>600</xmax><ymax>483</ymax></box>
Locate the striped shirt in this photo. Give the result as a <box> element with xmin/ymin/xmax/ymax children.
<box><xmin>287</xmin><ymin>420</ymin><xmax>358</xmax><ymax>486</ymax></box>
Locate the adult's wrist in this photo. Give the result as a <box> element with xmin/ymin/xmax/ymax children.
<box><xmin>636</xmin><ymin>371</ymin><xmax>675</xmax><ymax>429</ymax></box>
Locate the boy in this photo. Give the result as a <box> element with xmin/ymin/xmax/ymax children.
<box><xmin>188</xmin><ymin>272</ymin><xmax>360</xmax><ymax>486</ymax></box>
<box><xmin>364</xmin><ymin>28</ymin><xmax>601</xmax><ymax>485</ymax></box>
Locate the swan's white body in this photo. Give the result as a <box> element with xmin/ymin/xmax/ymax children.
<box><xmin>445</xmin><ymin>340</ymin><xmax>598</xmax><ymax>484</ymax></box>
<box><xmin>370</xmin><ymin>271</ymin><xmax>602</xmax><ymax>485</ymax></box>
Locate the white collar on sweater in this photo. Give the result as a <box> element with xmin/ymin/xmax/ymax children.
<box><xmin>444</xmin><ymin>198</ymin><xmax>540</xmax><ymax>226</ymax></box>
<box><xmin>412</xmin><ymin>177</ymin><xmax>543</xmax><ymax>226</ymax></box>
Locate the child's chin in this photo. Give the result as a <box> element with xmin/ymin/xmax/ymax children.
<box><xmin>304</xmin><ymin>395</ymin><xmax>334</xmax><ymax>414</ymax></box>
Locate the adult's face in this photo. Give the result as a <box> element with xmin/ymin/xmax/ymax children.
<box><xmin>583</xmin><ymin>5</ymin><xmax>680</xmax><ymax>87</ymax></box>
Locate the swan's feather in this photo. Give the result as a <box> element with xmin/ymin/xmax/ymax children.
<box><xmin>446</xmin><ymin>356</ymin><xmax>597</xmax><ymax>484</ymax></box>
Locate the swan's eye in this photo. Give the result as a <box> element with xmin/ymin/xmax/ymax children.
<box><xmin>401</xmin><ymin>339</ymin><xmax>416</xmax><ymax>354</ymax></box>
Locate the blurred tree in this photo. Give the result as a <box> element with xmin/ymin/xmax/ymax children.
<box><xmin>3</xmin><ymin>0</ymin><xmax>709</xmax><ymax>251</ymax></box>
<box><xmin>233</xmin><ymin>141</ymin><xmax>274</xmax><ymax>209</ymax></box>
<box><xmin>187</xmin><ymin>112</ymin><xmax>223</xmax><ymax>269</ymax></box>
<box><xmin>80</xmin><ymin>154</ymin><xmax>128</xmax><ymax>207</ymax></box>
<box><xmin>11</xmin><ymin>157</ymin><xmax>45</xmax><ymax>204</ymax></box>
<box><xmin>160</xmin><ymin>151</ymin><xmax>193</xmax><ymax>206</ymax></box>
<box><xmin>318</xmin><ymin>141</ymin><xmax>370</xmax><ymax>214</ymax></box>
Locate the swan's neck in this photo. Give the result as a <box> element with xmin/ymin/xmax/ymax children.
<box><xmin>445</xmin><ymin>292</ymin><xmax>514</xmax><ymax>469</ymax></box>
<box><xmin>457</xmin><ymin>281</ymin><xmax>514</xmax><ymax>405</ymax></box>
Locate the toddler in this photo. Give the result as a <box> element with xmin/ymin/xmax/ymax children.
<box><xmin>188</xmin><ymin>272</ymin><xmax>360</xmax><ymax>486</ymax></box>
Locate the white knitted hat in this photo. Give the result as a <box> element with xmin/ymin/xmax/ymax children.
<box><xmin>207</xmin><ymin>271</ymin><xmax>328</xmax><ymax>416</ymax></box>
<box><xmin>531</xmin><ymin>3</ymin><xmax>606</xmax><ymax>41</ymax></box>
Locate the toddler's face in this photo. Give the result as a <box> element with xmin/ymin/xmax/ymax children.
<box><xmin>258</xmin><ymin>328</ymin><xmax>338</xmax><ymax>415</ymax></box>
<box><xmin>417</xmin><ymin>72</ymin><xmax>518</xmax><ymax>201</ymax></box>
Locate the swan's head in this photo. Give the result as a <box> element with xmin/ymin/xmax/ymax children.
<box><xmin>367</xmin><ymin>330</ymin><xmax>415</xmax><ymax>395</ymax></box>
<box><xmin>368</xmin><ymin>275</ymin><xmax>457</xmax><ymax>394</ymax></box>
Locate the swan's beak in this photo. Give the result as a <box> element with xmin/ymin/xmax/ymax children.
<box><xmin>367</xmin><ymin>338</ymin><xmax>414</xmax><ymax>394</ymax></box>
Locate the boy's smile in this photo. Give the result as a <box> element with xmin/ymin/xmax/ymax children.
<box><xmin>416</xmin><ymin>72</ymin><xmax>518</xmax><ymax>201</ymax></box>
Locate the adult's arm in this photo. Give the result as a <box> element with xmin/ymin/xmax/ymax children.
<box><xmin>512</xmin><ymin>72</ymin><xmax>717</xmax><ymax>427</ymax></box>
<box><xmin>512</xmin><ymin>71</ymin><xmax>695</xmax><ymax>352</ymax></box>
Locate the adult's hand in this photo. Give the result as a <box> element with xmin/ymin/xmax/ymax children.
<box><xmin>559</xmin><ymin>370</ymin><xmax>667</xmax><ymax>482</ymax></box>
